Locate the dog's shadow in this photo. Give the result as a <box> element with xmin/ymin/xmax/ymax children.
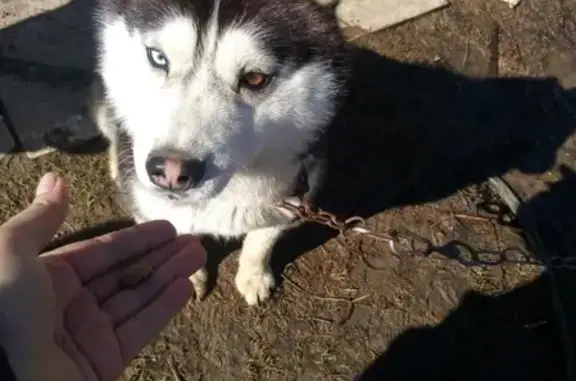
<box><xmin>269</xmin><ymin>46</ymin><xmax>576</xmax><ymax>280</ymax></box>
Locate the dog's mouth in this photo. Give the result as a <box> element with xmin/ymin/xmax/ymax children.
<box><xmin>163</xmin><ymin>190</ymin><xmax>186</xmax><ymax>201</ymax></box>
<box><xmin>147</xmin><ymin>184</ymin><xmax>197</xmax><ymax>201</ymax></box>
<box><xmin>144</xmin><ymin>174</ymin><xmax>228</xmax><ymax>203</ymax></box>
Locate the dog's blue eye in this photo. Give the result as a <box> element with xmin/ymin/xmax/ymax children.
<box><xmin>146</xmin><ymin>47</ymin><xmax>169</xmax><ymax>71</ymax></box>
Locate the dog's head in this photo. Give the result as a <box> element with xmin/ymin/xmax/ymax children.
<box><xmin>95</xmin><ymin>0</ymin><xmax>349</xmax><ymax>202</ymax></box>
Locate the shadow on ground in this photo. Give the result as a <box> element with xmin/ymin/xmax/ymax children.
<box><xmin>355</xmin><ymin>274</ymin><xmax>569</xmax><ymax>381</ymax></box>
<box><xmin>355</xmin><ymin>167</ymin><xmax>576</xmax><ymax>381</ymax></box>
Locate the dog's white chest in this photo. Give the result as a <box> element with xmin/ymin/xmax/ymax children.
<box><xmin>132</xmin><ymin>183</ymin><xmax>289</xmax><ymax>237</ymax></box>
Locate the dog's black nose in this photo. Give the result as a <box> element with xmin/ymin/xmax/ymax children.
<box><xmin>146</xmin><ymin>154</ymin><xmax>206</xmax><ymax>190</ymax></box>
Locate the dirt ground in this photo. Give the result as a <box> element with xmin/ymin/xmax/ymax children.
<box><xmin>1</xmin><ymin>0</ymin><xmax>576</xmax><ymax>380</ymax></box>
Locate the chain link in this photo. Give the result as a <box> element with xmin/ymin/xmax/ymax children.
<box><xmin>547</xmin><ymin>256</ymin><xmax>576</xmax><ymax>270</ymax></box>
<box><xmin>279</xmin><ymin>198</ymin><xmax>576</xmax><ymax>270</ymax></box>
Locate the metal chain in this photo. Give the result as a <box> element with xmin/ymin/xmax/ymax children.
<box><xmin>279</xmin><ymin>198</ymin><xmax>576</xmax><ymax>270</ymax></box>
<box><xmin>547</xmin><ymin>256</ymin><xmax>576</xmax><ymax>270</ymax></box>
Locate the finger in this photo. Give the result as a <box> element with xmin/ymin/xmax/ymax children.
<box><xmin>87</xmin><ymin>235</ymin><xmax>199</xmax><ymax>302</ymax></box>
<box><xmin>43</xmin><ymin>220</ymin><xmax>178</xmax><ymax>282</ymax></box>
<box><xmin>103</xmin><ymin>239</ymin><xmax>205</xmax><ymax>325</ymax></box>
<box><xmin>116</xmin><ymin>278</ymin><xmax>193</xmax><ymax>363</ymax></box>
<box><xmin>0</xmin><ymin>173</ymin><xmax>69</xmax><ymax>255</ymax></box>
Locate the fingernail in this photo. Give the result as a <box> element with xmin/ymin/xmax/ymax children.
<box><xmin>35</xmin><ymin>172</ymin><xmax>58</xmax><ymax>197</ymax></box>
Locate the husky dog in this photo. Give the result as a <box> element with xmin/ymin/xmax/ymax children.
<box><xmin>92</xmin><ymin>0</ymin><xmax>351</xmax><ymax>305</ymax></box>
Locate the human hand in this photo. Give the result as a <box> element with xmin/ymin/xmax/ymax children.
<box><xmin>0</xmin><ymin>173</ymin><xmax>206</xmax><ymax>381</ymax></box>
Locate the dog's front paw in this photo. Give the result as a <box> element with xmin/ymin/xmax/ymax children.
<box><xmin>235</xmin><ymin>266</ymin><xmax>275</xmax><ymax>305</ymax></box>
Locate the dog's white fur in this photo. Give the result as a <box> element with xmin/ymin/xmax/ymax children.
<box><xmin>93</xmin><ymin>4</ymin><xmax>341</xmax><ymax>305</ymax></box>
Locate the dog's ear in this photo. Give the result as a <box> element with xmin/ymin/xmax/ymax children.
<box><xmin>313</xmin><ymin>0</ymin><xmax>341</xmax><ymax>13</ymax></box>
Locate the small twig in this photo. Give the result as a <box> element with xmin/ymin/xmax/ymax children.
<box><xmin>282</xmin><ymin>274</ymin><xmax>370</xmax><ymax>304</ymax></box>
<box><xmin>311</xmin><ymin>316</ymin><xmax>335</xmax><ymax>324</ymax></box>
<box><xmin>282</xmin><ymin>274</ymin><xmax>353</xmax><ymax>303</ymax></box>
<box><xmin>352</xmin><ymin>294</ymin><xmax>371</xmax><ymax>303</ymax></box>
<box><xmin>461</xmin><ymin>40</ymin><xmax>470</xmax><ymax>69</ymax></box>
<box><xmin>453</xmin><ymin>213</ymin><xmax>497</xmax><ymax>223</ymax></box>
<box><xmin>336</xmin><ymin>303</ymin><xmax>355</xmax><ymax>326</ymax></box>
<box><xmin>361</xmin><ymin>254</ymin><xmax>390</xmax><ymax>271</ymax></box>
<box><xmin>167</xmin><ymin>357</ymin><xmax>185</xmax><ymax>381</ymax></box>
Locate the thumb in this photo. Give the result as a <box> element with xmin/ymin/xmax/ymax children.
<box><xmin>0</xmin><ymin>173</ymin><xmax>70</xmax><ymax>256</ymax></box>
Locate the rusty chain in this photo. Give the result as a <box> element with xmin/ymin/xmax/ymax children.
<box><xmin>279</xmin><ymin>198</ymin><xmax>576</xmax><ymax>270</ymax></box>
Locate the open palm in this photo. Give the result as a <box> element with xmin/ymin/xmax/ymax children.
<box><xmin>0</xmin><ymin>174</ymin><xmax>205</xmax><ymax>381</ymax></box>
<box><xmin>41</xmin><ymin>222</ymin><xmax>204</xmax><ymax>381</ymax></box>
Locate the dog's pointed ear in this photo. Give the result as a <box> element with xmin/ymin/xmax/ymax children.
<box><xmin>313</xmin><ymin>0</ymin><xmax>341</xmax><ymax>14</ymax></box>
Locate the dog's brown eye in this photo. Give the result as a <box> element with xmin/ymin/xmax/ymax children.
<box><xmin>240</xmin><ymin>71</ymin><xmax>271</xmax><ymax>90</ymax></box>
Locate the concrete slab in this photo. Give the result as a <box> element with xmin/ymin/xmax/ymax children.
<box><xmin>336</xmin><ymin>0</ymin><xmax>449</xmax><ymax>32</ymax></box>
<box><xmin>0</xmin><ymin>0</ymin><xmax>98</xmax><ymax>155</ymax></box>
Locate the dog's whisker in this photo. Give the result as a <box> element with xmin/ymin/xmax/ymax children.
<box><xmin>229</xmin><ymin>157</ymin><xmax>249</xmax><ymax>171</ymax></box>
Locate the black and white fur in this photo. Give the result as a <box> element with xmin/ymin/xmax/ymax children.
<box><xmin>91</xmin><ymin>0</ymin><xmax>350</xmax><ymax>305</ymax></box>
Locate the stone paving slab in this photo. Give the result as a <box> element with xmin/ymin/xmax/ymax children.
<box><xmin>337</xmin><ymin>0</ymin><xmax>449</xmax><ymax>32</ymax></box>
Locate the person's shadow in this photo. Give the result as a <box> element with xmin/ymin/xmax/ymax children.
<box><xmin>355</xmin><ymin>166</ymin><xmax>576</xmax><ymax>381</ymax></box>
